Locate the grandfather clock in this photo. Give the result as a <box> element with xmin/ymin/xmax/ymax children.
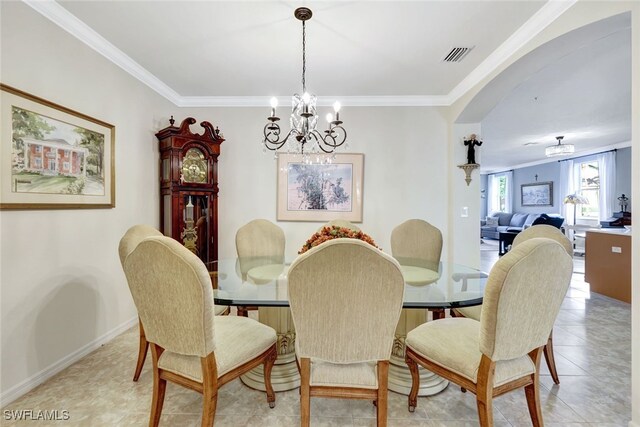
<box><xmin>155</xmin><ymin>117</ymin><xmax>224</xmax><ymax>264</ymax></box>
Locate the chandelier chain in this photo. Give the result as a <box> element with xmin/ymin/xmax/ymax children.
<box><xmin>302</xmin><ymin>20</ymin><xmax>306</xmax><ymax>93</ymax></box>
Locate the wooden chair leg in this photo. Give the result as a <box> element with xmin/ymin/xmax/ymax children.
<box><xmin>544</xmin><ymin>330</ymin><xmax>560</xmax><ymax>384</ymax></box>
<box><xmin>405</xmin><ymin>350</ymin><xmax>420</xmax><ymax>412</ymax></box>
<box><xmin>300</xmin><ymin>358</ymin><xmax>311</xmax><ymax>427</ymax></box>
<box><xmin>149</xmin><ymin>344</ymin><xmax>166</xmax><ymax>427</ymax></box>
<box><xmin>376</xmin><ymin>361</ymin><xmax>389</xmax><ymax>427</ymax></box>
<box><xmin>263</xmin><ymin>346</ymin><xmax>277</xmax><ymax>408</ymax></box>
<box><xmin>430</xmin><ymin>308</ymin><xmax>445</xmax><ymax>320</ymax></box>
<box><xmin>134</xmin><ymin>318</ymin><xmax>149</xmax><ymax>382</ymax></box>
<box><xmin>525</xmin><ymin>348</ymin><xmax>544</xmax><ymax>427</ymax></box>
<box><xmin>476</xmin><ymin>355</ymin><xmax>495</xmax><ymax>427</ymax></box>
<box><xmin>201</xmin><ymin>353</ymin><xmax>219</xmax><ymax>427</ymax></box>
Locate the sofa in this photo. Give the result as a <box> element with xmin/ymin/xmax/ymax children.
<box><xmin>481</xmin><ymin>212</ymin><xmax>564</xmax><ymax>240</ymax></box>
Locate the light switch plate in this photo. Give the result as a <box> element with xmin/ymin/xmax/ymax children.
<box><xmin>461</xmin><ymin>207</ymin><xmax>469</xmax><ymax>218</ymax></box>
<box><xmin>612</xmin><ymin>246</ymin><xmax>622</xmax><ymax>253</ymax></box>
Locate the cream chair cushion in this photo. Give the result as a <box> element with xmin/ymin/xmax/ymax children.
<box><xmin>236</xmin><ymin>219</ymin><xmax>285</xmax><ymax>277</ymax></box>
<box><xmin>158</xmin><ymin>316</ymin><xmax>276</xmax><ymax>382</ymax></box>
<box><xmin>121</xmin><ymin>225</ymin><xmax>228</xmax><ymax>317</ymax></box>
<box><xmin>513</xmin><ymin>224</ymin><xmax>573</xmax><ymax>256</ymax></box>
<box><xmin>125</xmin><ymin>236</ymin><xmax>218</xmax><ymax>356</ymax></box>
<box><xmin>479</xmin><ymin>239</ymin><xmax>573</xmax><ymax>361</ymax></box>
<box><xmin>288</xmin><ymin>239</ymin><xmax>405</xmax><ymax>364</ymax></box>
<box><xmin>455</xmin><ymin>305</ymin><xmax>482</xmax><ymax>321</ymax></box>
<box><xmin>406</xmin><ymin>318</ymin><xmax>535</xmax><ymax>386</ymax></box>
<box><xmin>310</xmin><ymin>360</ymin><xmax>378</xmax><ymax>389</ymax></box>
<box><xmin>118</xmin><ymin>224</ymin><xmax>162</xmax><ymax>265</ymax></box>
<box><xmin>458</xmin><ymin>225</ymin><xmax>571</xmax><ymax>323</ymax></box>
<box><xmin>390</xmin><ymin>219</ymin><xmax>443</xmax><ymax>268</ymax></box>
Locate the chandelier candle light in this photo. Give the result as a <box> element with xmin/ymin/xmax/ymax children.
<box><xmin>545</xmin><ymin>135</ymin><xmax>575</xmax><ymax>157</ymax></box>
<box><xmin>263</xmin><ymin>7</ymin><xmax>347</xmax><ymax>161</ymax></box>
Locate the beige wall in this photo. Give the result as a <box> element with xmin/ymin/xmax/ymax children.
<box><xmin>0</xmin><ymin>2</ymin><xmax>453</xmax><ymax>404</ymax></box>
<box><xmin>0</xmin><ymin>2</ymin><xmax>173</xmax><ymax>402</ymax></box>
<box><xmin>179</xmin><ymin>106</ymin><xmax>451</xmax><ymax>261</ymax></box>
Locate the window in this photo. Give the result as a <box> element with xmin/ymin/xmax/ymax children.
<box><xmin>488</xmin><ymin>172</ymin><xmax>512</xmax><ymax>213</ymax></box>
<box><xmin>63</xmin><ymin>162</ymin><xmax>70</xmax><ymax>171</ymax></box>
<box><xmin>48</xmin><ymin>159</ymin><xmax>56</xmax><ymax>170</ymax></box>
<box><xmin>35</xmin><ymin>145</ymin><xmax>42</xmax><ymax>153</ymax></box>
<box><xmin>34</xmin><ymin>157</ymin><xmax>42</xmax><ymax>168</ymax></box>
<box><xmin>577</xmin><ymin>160</ymin><xmax>599</xmax><ymax>219</ymax></box>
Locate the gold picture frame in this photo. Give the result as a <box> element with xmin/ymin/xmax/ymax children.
<box><xmin>277</xmin><ymin>153</ymin><xmax>364</xmax><ymax>222</ymax></box>
<box><xmin>0</xmin><ymin>84</ymin><xmax>115</xmax><ymax>209</ymax></box>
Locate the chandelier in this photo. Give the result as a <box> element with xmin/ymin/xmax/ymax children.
<box><xmin>545</xmin><ymin>135</ymin><xmax>574</xmax><ymax>157</ymax></box>
<box><xmin>262</xmin><ymin>7</ymin><xmax>347</xmax><ymax>159</ymax></box>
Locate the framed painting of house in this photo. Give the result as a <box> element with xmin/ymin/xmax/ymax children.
<box><xmin>277</xmin><ymin>153</ymin><xmax>364</xmax><ymax>222</ymax></box>
<box><xmin>0</xmin><ymin>84</ymin><xmax>115</xmax><ymax>209</ymax></box>
<box><xmin>521</xmin><ymin>181</ymin><xmax>553</xmax><ymax>207</ymax></box>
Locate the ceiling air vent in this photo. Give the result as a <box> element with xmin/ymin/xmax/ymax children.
<box><xmin>442</xmin><ymin>46</ymin><xmax>474</xmax><ymax>63</ymax></box>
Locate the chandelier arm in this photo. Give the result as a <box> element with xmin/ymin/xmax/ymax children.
<box><xmin>326</xmin><ymin>126</ymin><xmax>347</xmax><ymax>149</ymax></box>
<box><xmin>263</xmin><ymin>124</ymin><xmax>295</xmax><ymax>151</ymax></box>
<box><xmin>308</xmin><ymin>130</ymin><xmax>335</xmax><ymax>154</ymax></box>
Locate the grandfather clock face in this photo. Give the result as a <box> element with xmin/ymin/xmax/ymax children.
<box><xmin>181</xmin><ymin>148</ymin><xmax>208</xmax><ymax>184</ymax></box>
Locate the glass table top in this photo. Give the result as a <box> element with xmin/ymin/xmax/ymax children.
<box><xmin>206</xmin><ymin>258</ymin><xmax>487</xmax><ymax>309</ymax></box>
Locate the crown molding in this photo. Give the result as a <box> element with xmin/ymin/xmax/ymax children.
<box><xmin>448</xmin><ymin>0</ymin><xmax>578</xmax><ymax>105</ymax></box>
<box><xmin>24</xmin><ymin>0</ymin><xmax>574</xmax><ymax>108</ymax></box>
<box><xmin>23</xmin><ymin>0</ymin><xmax>182</xmax><ymax>105</ymax></box>
<box><xmin>178</xmin><ymin>95</ymin><xmax>451</xmax><ymax>108</ymax></box>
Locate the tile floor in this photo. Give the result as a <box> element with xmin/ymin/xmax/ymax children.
<box><xmin>2</xmin><ymin>245</ymin><xmax>631</xmax><ymax>426</ymax></box>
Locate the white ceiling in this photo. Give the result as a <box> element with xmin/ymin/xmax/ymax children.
<box><xmin>461</xmin><ymin>12</ymin><xmax>631</xmax><ymax>172</ymax></box>
<box><xmin>25</xmin><ymin>1</ymin><xmax>630</xmax><ymax>169</ymax></box>
<box><xmin>58</xmin><ymin>0</ymin><xmax>546</xmax><ymax>97</ymax></box>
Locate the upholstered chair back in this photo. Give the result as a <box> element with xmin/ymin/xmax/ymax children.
<box><xmin>118</xmin><ymin>224</ymin><xmax>163</xmax><ymax>266</ymax></box>
<box><xmin>390</xmin><ymin>219</ymin><xmax>443</xmax><ymax>268</ymax></box>
<box><xmin>317</xmin><ymin>220</ymin><xmax>361</xmax><ymax>232</ymax></box>
<box><xmin>124</xmin><ymin>235</ymin><xmax>215</xmax><ymax>357</ymax></box>
<box><xmin>288</xmin><ymin>239</ymin><xmax>404</xmax><ymax>363</ymax></box>
<box><xmin>479</xmin><ymin>238</ymin><xmax>573</xmax><ymax>361</ymax></box>
<box><xmin>513</xmin><ymin>224</ymin><xmax>573</xmax><ymax>256</ymax></box>
<box><xmin>236</xmin><ymin>219</ymin><xmax>285</xmax><ymax>276</ymax></box>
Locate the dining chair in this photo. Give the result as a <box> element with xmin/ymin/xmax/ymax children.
<box><xmin>288</xmin><ymin>239</ymin><xmax>405</xmax><ymax>427</ymax></box>
<box><xmin>119</xmin><ymin>225</ymin><xmax>229</xmax><ymax>382</ymax></box>
<box><xmin>317</xmin><ymin>219</ymin><xmax>361</xmax><ymax>232</ymax></box>
<box><xmin>235</xmin><ymin>219</ymin><xmax>285</xmax><ymax>316</ymax></box>
<box><xmin>454</xmin><ymin>224</ymin><xmax>573</xmax><ymax>384</ymax></box>
<box><xmin>391</xmin><ymin>219</ymin><xmax>443</xmax><ymax>318</ymax></box>
<box><xmin>405</xmin><ymin>238</ymin><xmax>573</xmax><ymax>426</ymax></box>
<box><xmin>123</xmin><ymin>235</ymin><xmax>278</xmax><ymax>426</ymax></box>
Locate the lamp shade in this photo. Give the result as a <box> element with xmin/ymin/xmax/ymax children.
<box><xmin>564</xmin><ymin>193</ymin><xmax>589</xmax><ymax>205</ymax></box>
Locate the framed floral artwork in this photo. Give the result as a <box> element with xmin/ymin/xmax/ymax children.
<box><xmin>0</xmin><ymin>84</ymin><xmax>115</xmax><ymax>209</ymax></box>
<box><xmin>277</xmin><ymin>153</ymin><xmax>364</xmax><ymax>222</ymax></box>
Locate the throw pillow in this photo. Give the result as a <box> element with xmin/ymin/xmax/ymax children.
<box><xmin>485</xmin><ymin>216</ymin><xmax>499</xmax><ymax>227</ymax></box>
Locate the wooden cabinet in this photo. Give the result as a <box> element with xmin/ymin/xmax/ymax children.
<box><xmin>585</xmin><ymin>230</ymin><xmax>631</xmax><ymax>303</ymax></box>
<box><xmin>155</xmin><ymin>117</ymin><xmax>224</xmax><ymax>264</ymax></box>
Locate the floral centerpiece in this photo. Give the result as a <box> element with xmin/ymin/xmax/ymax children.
<box><xmin>299</xmin><ymin>226</ymin><xmax>380</xmax><ymax>254</ymax></box>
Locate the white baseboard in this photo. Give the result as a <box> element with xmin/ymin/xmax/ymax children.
<box><xmin>0</xmin><ymin>316</ymin><xmax>137</xmax><ymax>407</ymax></box>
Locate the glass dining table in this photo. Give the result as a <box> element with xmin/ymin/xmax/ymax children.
<box><xmin>207</xmin><ymin>257</ymin><xmax>488</xmax><ymax>396</ymax></box>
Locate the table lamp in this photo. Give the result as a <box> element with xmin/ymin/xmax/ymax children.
<box><xmin>564</xmin><ymin>193</ymin><xmax>590</xmax><ymax>225</ymax></box>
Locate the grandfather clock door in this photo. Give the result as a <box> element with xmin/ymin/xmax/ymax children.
<box><xmin>156</xmin><ymin>117</ymin><xmax>224</xmax><ymax>264</ymax></box>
